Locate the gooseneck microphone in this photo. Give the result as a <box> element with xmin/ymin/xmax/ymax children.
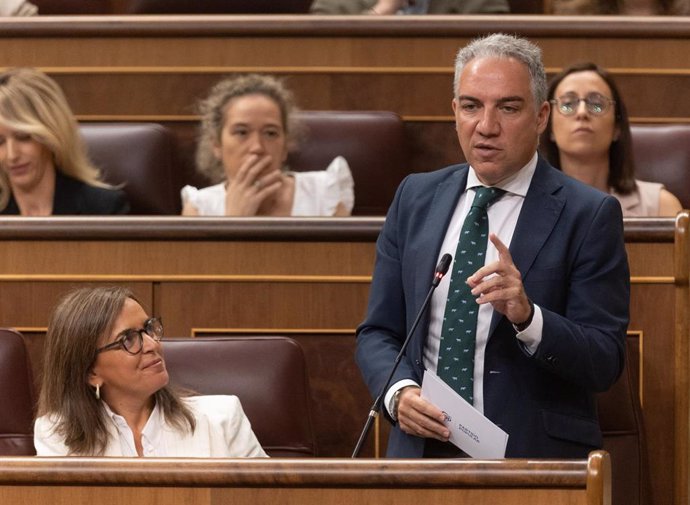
<box><xmin>351</xmin><ymin>253</ymin><xmax>452</xmax><ymax>458</ymax></box>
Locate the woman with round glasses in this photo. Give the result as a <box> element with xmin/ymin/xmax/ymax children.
<box><xmin>541</xmin><ymin>62</ymin><xmax>681</xmax><ymax>217</ymax></box>
<box><xmin>34</xmin><ymin>286</ymin><xmax>267</xmax><ymax>458</ymax></box>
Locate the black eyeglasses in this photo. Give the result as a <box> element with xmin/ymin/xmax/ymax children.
<box><xmin>550</xmin><ymin>92</ymin><xmax>615</xmax><ymax>117</ymax></box>
<box><xmin>96</xmin><ymin>317</ymin><xmax>163</xmax><ymax>355</ymax></box>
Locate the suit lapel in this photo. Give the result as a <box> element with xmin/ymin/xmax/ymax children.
<box><xmin>407</xmin><ymin>166</ymin><xmax>467</xmax><ymax>360</ymax></box>
<box><xmin>510</xmin><ymin>158</ymin><xmax>565</xmax><ymax>274</ymax></box>
<box><xmin>489</xmin><ymin>158</ymin><xmax>565</xmax><ymax>334</ymax></box>
<box><xmin>413</xmin><ymin>167</ymin><xmax>468</xmax><ymax>306</ymax></box>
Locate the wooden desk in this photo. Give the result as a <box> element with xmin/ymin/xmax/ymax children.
<box><xmin>0</xmin><ymin>216</ymin><xmax>684</xmax><ymax>504</ymax></box>
<box><xmin>0</xmin><ymin>452</ymin><xmax>611</xmax><ymax>505</ymax></box>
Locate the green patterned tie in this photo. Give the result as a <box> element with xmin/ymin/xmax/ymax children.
<box><xmin>437</xmin><ymin>186</ymin><xmax>504</xmax><ymax>403</ymax></box>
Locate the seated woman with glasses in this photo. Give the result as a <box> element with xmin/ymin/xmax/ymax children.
<box><xmin>181</xmin><ymin>74</ymin><xmax>354</xmax><ymax>216</ymax></box>
<box><xmin>541</xmin><ymin>62</ymin><xmax>682</xmax><ymax>217</ymax></box>
<box><xmin>34</xmin><ymin>286</ymin><xmax>267</xmax><ymax>458</ymax></box>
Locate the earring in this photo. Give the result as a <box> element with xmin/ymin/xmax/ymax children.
<box><xmin>95</xmin><ymin>383</ymin><xmax>101</xmax><ymax>400</ymax></box>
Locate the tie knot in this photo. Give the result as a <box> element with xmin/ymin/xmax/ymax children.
<box><xmin>471</xmin><ymin>186</ymin><xmax>504</xmax><ymax>210</ymax></box>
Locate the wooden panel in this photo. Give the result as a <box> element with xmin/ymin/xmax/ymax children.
<box><xmin>0</xmin><ymin>453</ymin><xmax>610</xmax><ymax>505</ymax></box>
<box><xmin>0</xmin><ymin>17</ymin><xmax>689</xmax><ymax>125</ymax></box>
<box><xmin>1</xmin><ymin>17</ymin><xmax>688</xmax><ymax>203</ymax></box>
<box><xmin>0</xmin><ymin>486</ymin><xmax>590</xmax><ymax>505</ymax></box>
<box><xmin>674</xmin><ymin>212</ymin><xmax>690</xmax><ymax>505</ymax></box>
<box><xmin>0</xmin><ymin>217</ymin><xmax>678</xmax><ymax>503</ymax></box>
<box><xmin>29</xmin><ymin>70</ymin><xmax>688</xmax><ymax>121</ymax></box>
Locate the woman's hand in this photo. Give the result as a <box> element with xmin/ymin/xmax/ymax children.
<box><xmin>225</xmin><ymin>154</ymin><xmax>283</xmax><ymax>216</ymax></box>
<box><xmin>369</xmin><ymin>0</ymin><xmax>405</xmax><ymax>14</ymax></box>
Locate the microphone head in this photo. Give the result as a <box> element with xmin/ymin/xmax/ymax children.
<box><xmin>436</xmin><ymin>253</ymin><xmax>452</xmax><ymax>276</ymax></box>
<box><xmin>432</xmin><ymin>253</ymin><xmax>452</xmax><ymax>286</ymax></box>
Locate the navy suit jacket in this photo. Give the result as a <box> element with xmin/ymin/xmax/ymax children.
<box><xmin>356</xmin><ymin>156</ymin><xmax>630</xmax><ymax>458</ymax></box>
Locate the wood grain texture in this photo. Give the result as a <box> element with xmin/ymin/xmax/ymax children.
<box><xmin>0</xmin><ymin>217</ymin><xmax>679</xmax><ymax>502</ymax></box>
<box><xmin>0</xmin><ymin>454</ymin><xmax>608</xmax><ymax>505</ymax></box>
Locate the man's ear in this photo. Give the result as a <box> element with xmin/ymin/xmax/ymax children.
<box><xmin>536</xmin><ymin>100</ymin><xmax>550</xmax><ymax>135</ymax></box>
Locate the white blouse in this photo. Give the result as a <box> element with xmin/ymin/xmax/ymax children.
<box><xmin>181</xmin><ymin>156</ymin><xmax>354</xmax><ymax>216</ymax></box>
<box><xmin>34</xmin><ymin>395</ymin><xmax>268</xmax><ymax>458</ymax></box>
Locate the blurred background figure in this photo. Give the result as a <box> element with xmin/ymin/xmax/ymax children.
<box><xmin>541</xmin><ymin>62</ymin><xmax>682</xmax><ymax>217</ymax></box>
<box><xmin>126</xmin><ymin>0</ymin><xmax>311</xmax><ymax>13</ymax></box>
<box><xmin>550</xmin><ymin>0</ymin><xmax>687</xmax><ymax>14</ymax></box>
<box><xmin>34</xmin><ymin>286</ymin><xmax>267</xmax><ymax>457</ymax></box>
<box><xmin>0</xmin><ymin>0</ymin><xmax>37</xmax><ymax>15</ymax></box>
<box><xmin>0</xmin><ymin>68</ymin><xmax>129</xmax><ymax>215</ymax></box>
<box><xmin>310</xmin><ymin>0</ymin><xmax>509</xmax><ymax>14</ymax></box>
<box><xmin>182</xmin><ymin>74</ymin><xmax>354</xmax><ymax>216</ymax></box>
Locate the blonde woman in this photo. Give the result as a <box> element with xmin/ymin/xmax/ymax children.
<box><xmin>0</xmin><ymin>68</ymin><xmax>128</xmax><ymax>215</ymax></box>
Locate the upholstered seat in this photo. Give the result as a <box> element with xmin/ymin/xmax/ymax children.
<box><xmin>632</xmin><ymin>124</ymin><xmax>690</xmax><ymax>209</ymax></box>
<box><xmin>509</xmin><ymin>0</ymin><xmax>544</xmax><ymax>12</ymax></box>
<box><xmin>0</xmin><ymin>329</ymin><xmax>36</xmax><ymax>456</ymax></box>
<box><xmin>79</xmin><ymin>122</ymin><xmax>181</xmax><ymax>215</ymax></box>
<box><xmin>288</xmin><ymin>111</ymin><xmax>408</xmax><ymax>215</ymax></box>
<box><xmin>162</xmin><ymin>336</ymin><xmax>317</xmax><ymax>457</ymax></box>
<box><xmin>31</xmin><ymin>0</ymin><xmax>110</xmax><ymax>13</ymax></box>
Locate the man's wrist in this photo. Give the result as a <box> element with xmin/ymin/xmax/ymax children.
<box><xmin>392</xmin><ymin>388</ymin><xmax>403</xmax><ymax>419</ymax></box>
<box><xmin>513</xmin><ymin>299</ymin><xmax>535</xmax><ymax>332</ymax></box>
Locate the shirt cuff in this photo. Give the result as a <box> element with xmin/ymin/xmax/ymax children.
<box><xmin>385</xmin><ymin>379</ymin><xmax>419</xmax><ymax>420</ymax></box>
<box><xmin>514</xmin><ymin>304</ymin><xmax>543</xmax><ymax>355</ymax></box>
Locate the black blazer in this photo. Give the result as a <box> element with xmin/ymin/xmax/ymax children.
<box><xmin>2</xmin><ymin>172</ymin><xmax>129</xmax><ymax>215</ymax></box>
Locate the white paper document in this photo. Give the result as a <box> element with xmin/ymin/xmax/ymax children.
<box><xmin>421</xmin><ymin>370</ymin><xmax>508</xmax><ymax>459</ymax></box>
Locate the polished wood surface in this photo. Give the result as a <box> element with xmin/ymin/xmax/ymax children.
<box><xmin>1</xmin><ymin>16</ymin><xmax>688</xmax><ymax>117</ymax></box>
<box><xmin>0</xmin><ymin>452</ymin><xmax>610</xmax><ymax>505</ymax></box>
<box><xmin>0</xmin><ymin>16</ymin><xmax>688</xmax><ymax>179</ymax></box>
<box><xmin>674</xmin><ymin>211</ymin><xmax>690</xmax><ymax>505</ymax></box>
<box><xmin>0</xmin><ymin>217</ymin><xmax>680</xmax><ymax>504</ymax></box>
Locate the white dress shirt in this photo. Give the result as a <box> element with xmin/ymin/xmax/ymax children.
<box><xmin>387</xmin><ymin>153</ymin><xmax>544</xmax><ymax>416</ymax></box>
<box><xmin>34</xmin><ymin>395</ymin><xmax>268</xmax><ymax>458</ymax></box>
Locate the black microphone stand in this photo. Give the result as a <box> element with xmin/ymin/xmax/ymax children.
<box><xmin>351</xmin><ymin>253</ymin><xmax>452</xmax><ymax>458</ymax></box>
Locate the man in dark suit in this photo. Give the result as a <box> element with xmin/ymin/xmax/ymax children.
<box><xmin>356</xmin><ymin>33</ymin><xmax>630</xmax><ymax>458</ymax></box>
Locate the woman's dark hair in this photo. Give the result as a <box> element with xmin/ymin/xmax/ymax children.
<box><xmin>37</xmin><ymin>286</ymin><xmax>196</xmax><ymax>455</ymax></box>
<box><xmin>540</xmin><ymin>62</ymin><xmax>637</xmax><ymax>195</ymax></box>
